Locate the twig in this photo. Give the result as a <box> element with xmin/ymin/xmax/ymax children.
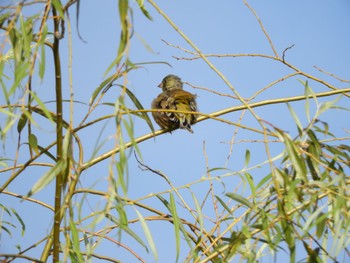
<box><xmin>314</xmin><ymin>65</ymin><xmax>350</xmax><ymax>83</ymax></box>
<box><xmin>243</xmin><ymin>0</ymin><xmax>279</xmax><ymax>58</ymax></box>
<box><xmin>282</xmin><ymin>44</ymin><xmax>295</xmax><ymax>62</ymax></box>
<box><xmin>185</xmin><ymin>82</ymin><xmax>242</xmax><ymax>100</ymax></box>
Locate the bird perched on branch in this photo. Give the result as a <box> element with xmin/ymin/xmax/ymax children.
<box><xmin>151</xmin><ymin>74</ymin><xmax>198</xmax><ymax>133</ymax></box>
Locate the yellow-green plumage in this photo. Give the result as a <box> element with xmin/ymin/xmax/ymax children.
<box><xmin>151</xmin><ymin>75</ymin><xmax>198</xmax><ymax>133</ymax></box>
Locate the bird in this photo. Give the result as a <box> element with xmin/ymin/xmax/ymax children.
<box><xmin>151</xmin><ymin>74</ymin><xmax>198</xmax><ymax>133</ymax></box>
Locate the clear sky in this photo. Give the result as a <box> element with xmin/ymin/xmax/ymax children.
<box><xmin>1</xmin><ymin>0</ymin><xmax>350</xmax><ymax>262</ymax></box>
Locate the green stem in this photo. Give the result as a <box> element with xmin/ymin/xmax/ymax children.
<box><xmin>40</xmin><ymin>5</ymin><xmax>63</xmax><ymax>262</ymax></box>
<box><xmin>52</xmin><ymin>6</ymin><xmax>63</xmax><ymax>263</ymax></box>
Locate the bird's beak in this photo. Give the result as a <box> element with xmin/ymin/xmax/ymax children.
<box><xmin>157</xmin><ymin>83</ymin><xmax>163</xmax><ymax>88</ymax></box>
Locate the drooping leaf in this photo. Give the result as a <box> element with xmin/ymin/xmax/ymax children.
<box><xmin>169</xmin><ymin>193</ymin><xmax>180</xmax><ymax>262</ymax></box>
<box><xmin>226</xmin><ymin>192</ymin><xmax>254</xmax><ymax>209</ymax></box>
<box><xmin>69</xmin><ymin>219</ymin><xmax>84</xmax><ymax>263</ymax></box>
<box><xmin>282</xmin><ymin>132</ymin><xmax>307</xmax><ymax>181</ymax></box>
<box><xmin>90</xmin><ymin>72</ymin><xmax>121</xmax><ymax>106</ymax></box>
<box><xmin>135</xmin><ymin>0</ymin><xmax>153</xmax><ymax>20</ymax></box>
<box><xmin>29</xmin><ymin>134</ymin><xmax>39</xmax><ymax>155</ymax></box>
<box><xmin>287</xmin><ymin>102</ymin><xmax>303</xmax><ymax>135</ymax></box>
<box><xmin>11</xmin><ymin>208</ymin><xmax>25</xmax><ymax>236</ymax></box>
<box><xmin>134</xmin><ymin>208</ymin><xmax>158</xmax><ymax>261</ymax></box>
<box><xmin>123</xmin><ymin>85</ymin><xmax>155</xmax><ymax>134</ymax></box>
<box><xmin>215</xmin><ymin>195</ymin><xmax>232</xmax><ymax>214</ymax></box>
<box><xmin>27</xmin><ymin>159</ymin><xmax>67</xmax><ymax>197</ymax></box>
<box><xmin>17</xmin><ymin>113</ymin><xmax>28</xmax><ymax>133</ymax></box>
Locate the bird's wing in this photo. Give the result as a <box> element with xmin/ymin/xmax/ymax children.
<box><xmin>167</xmin><ymin>89</ymin><xmax>196</xmax><ymax>100</ymax></box>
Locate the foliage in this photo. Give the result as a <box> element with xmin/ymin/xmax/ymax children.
<box><xmin>0</xmin><ymin>1</ymin><xmax>349</xmax><ymax>263</ymax></box>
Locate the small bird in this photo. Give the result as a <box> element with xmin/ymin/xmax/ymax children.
<box><xmin>151</xmin><ymin>75</ymin><xmax>198</xmax><ymax>133</ymax></box>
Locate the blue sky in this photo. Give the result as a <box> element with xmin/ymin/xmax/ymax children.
<box><xmin>1</xmin><ymin>0</ymin><xmax>350</xmax><ymax>262</ymax></box>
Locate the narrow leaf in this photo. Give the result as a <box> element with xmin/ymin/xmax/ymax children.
<box><xmin>27</xmin><ymin>159</ymin><xmax>67</xmax><ymax>197</ymax></box>
<box><xmin>191</xmin><ymin>192</ymin><xmax>203</xmax><ymax>235</ymax></box>
<box><xmin>29</xmin><ymin>134</ymin><xmax>40</xmax><ymax>155</ymax></box>
<box><xmin>90</xmin><ymin>72</ymin><xmax>121</xmax><ymax>105</ymax></box>
<box><xmin>30</xmin><ymin>91</ymin><xmax>54</xmax><ymax>123</ymax></box>
<box><xmin>215</xmin><ymin>195</ymin><xmax>232</xmax><ymax>214</ymax></box>
<box><xmin>70</xmin><ymin>219</ymin><xmax>84</xmax><ymax>263</ymax></box>
<box><xmin>244</xmin><ymin>149</ymin><xmax>250</xmax><ymax>167</ymax></box>
<box><xmin>287</xmin><ymin>102</ymin><xmax>303</xmax><ymax>135</ymax></box>
<box><xmin>123</xmin><ymin>85</ymin><xmax>155</xmax><ymax>133</ymax></box>
<box><xmin>318</xmin><ymin>95</ymin><xmax>342</xmax><ymax>115</ymax></box>
<box><xmin>17</xmin><ymin>113</ymin><xmax>28</xmax><ymax>133</ymax></box>
<box><xmin>135</xmin><ymin>0</ymin><xmax>153</xmax><ymax>20</ymax></box>
<box><xmin>282</xmin><ymin>133</ymin><xmax>307</xmax><ymax>180</ymax></box>
<box><xmin>134</xmin><ymin>208</ymin><xmax>158</xmax><ymax>261</ymax></box>
<box><xmin>11</xmin><ymin>208</ymin><xmax>25</xmax><ymax>236</ymax></box>
<box><xmin>226</xmin><ymin>192</ymin><xmax>254</xmax><ymax>209</ymax></box>
<box><xmin>170</xmin><ymin>193</ymin><xmax>180</xmax><ymax>262</ymax></box>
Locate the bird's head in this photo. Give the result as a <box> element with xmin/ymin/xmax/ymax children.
<box><xmin>158</xmin><ymin>74</ymin><xmax>183</xmax><ymax>92</ymax></box>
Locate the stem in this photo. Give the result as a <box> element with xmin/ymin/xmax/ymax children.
<box><xmin>40</xmin><ymin>5</ymin><xmax>64</xmax><ymax>262</ymax></box>
<box><xmin>52</xmin><ymin>6</ymin><xmax>63</xmax><ymax>262</ymax></box>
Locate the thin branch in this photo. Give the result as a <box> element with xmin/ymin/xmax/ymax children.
<box><xmin>282</xmin><ymin>44</ymin><xmax>295</xmax><ymax>62</ymax></box>
<box><xmin>314</xmin><ymin>65</ymin><xmax>350</xmax><ymax>83</ymax></box>
<box><xmin>2</xmin><ymin>191</ymin><xmax>54</xmax><ymax>211</ymax></box>
<box><xmin>243</xmin><ymin>0</ymin><xmax>279</xmax><ymax>58</ymax></box>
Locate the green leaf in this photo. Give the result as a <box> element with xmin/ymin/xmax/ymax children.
<box><xmin>123</xmin><ymin>85</ymin><xmax>155</xmax><ymax>134</ymax></box>
<box><xmin>62</xmin><ymin>128</ymin><xmax>72</xmax><ymax>159</ymax></box>
<box><xmin>318</xmin><ymin>95</ymin><xmax>342</xmax><ymax>115</ymax></box>
<box><xmin>302</xmin><ymin>204</ymin><xmax>327</xmax><ymax>236</ymax></box>
<box><xmin>301</xmin><ymin>79</ymin><xmax>317</xmax><ymax>122</ymax></box>
<box><xmin>17</xmin><ymin>113</ymin><xmax>28</xmax><ymax>133</ymax></box>
<box><xmin>116</xmin><ymin>0</ymin><xmax>129</xmax><ymax>66</ymax></box>
<box><xmin>244</xmin><ymin>172</ymin><xmax>255</xmax><ymax>198</ymax></box>
<box><xmin>27</xmin><ymin>159</ymin><xmax>67</xmax><ymax>197</ymax></box>
<box><xmin>207</xmin><ymin>167</ymin><xmax>230</xmax><ymax>173</ymax></box>
<box><xmin>51</xmin><ymin>0</ymin><xmax>65</xmax><ymax>18</ymax></box>
<box><xmin>316</xmin><ymin>212</ymin><xmax>328</xmax><ymax>239</ymax></box>
<box><xmin>90</xmin><ymin>72</ymin><xmax>121</xmax><ymax>105</ymax></box>
<box><xmin>37</xmin><ymin>145</ymin><xmax>56</xmax><ymax>161</ymax></box>
<box><xmin>134</xmin><ymin>208</ymin><xmax>158</xmax><ymax>261</ymax></box>
<box><xmin>226</xmin><ymin>192</ymin><xmax>254</xmax><ymax>209</ymax></box>
<box><xmin>215</xmin><ymin>195</ymin><xmax>232</xmax><ymax>214</ymax></box>
<box><xmin>191</xmin><ymin>191</ymin><xmax>203</xmax><ymax>235</ymax></box>
<box><xmin>256</xmin><ymin>173</ymin><xmax>272</xmax><ymax>189</ymax></box>
<box><xmin>244</xmin><ymin>149</ymin><xmax>250</xmax><ymax>167</ymax></box>
<box><xmin>29</xmin><ymin>134</ymin><xmax>40</xmax><ymax>155</ymax></box>
<box><xmin>287</xmin><ymin>102</ymin><xmax>303</xmax><ymax>135</ymax></box>
<box><xmin>105</xmin><ymin>213</ymin><xmax>148</xmax><ymax>251</ymax></box>
<box><xmin>169</xmin><ymin>193</ymin><xmax>180</xmax><ymax>263</ymax></box>
<box><xmin>282</xmin><ymin>132</ymin><xmax>307</xmax><ymax>181</ymax></box>
<box><xmin>70</xmin><ymin>219</ymin><xmax>84</xmax><ymax>263</ymax></box>
<box><xmin>39</xmin><ymin>41</ymin><xmax>46</xmax><ymax>80</ymax></box>
<box><xmin>135</xmin><ymin>0</ymin><xmax>153</xmax><ymax>20</ymax></box>
<box><xmin>11</xmin><ymin>208</ymin><xmax>25</xmax><ymax>236</ymax></box>
<box><xmin>30</xmin><ymin>91</ymin><xmax>54</xmax><ymax>123</ymax></box>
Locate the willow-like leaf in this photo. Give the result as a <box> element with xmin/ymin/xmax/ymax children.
<box><xmin>90</xmin><ymin>72</ymin><xmax>121</xmax><ymax>105</ymax></box>
<box><xmin>215</xmin><ymin>195</ymin><xmax>232</xmax><ymax>214</ymax></box>
<box><xmin>105</xmin><ymin>213</ymin><xmax>148</xmax><ymax>251</ymax></box>
<box><xmin>287</xmin><ymin>102</ymin><xmax>303</xmax><ymax>135</ymax></box>
<box><xmin>11</xmin><ymin>208</ymin><xmax>25</xmax><ymax>236</ymax></box>
<box><xmin>134</xmin><ymin>208</ymin><xmax>158</xmax><ymax>261</ymax></box>
<box><xmin>135</xmin><ymin>0</ymin><xmax>153</xmax><ymax>20</ymax></box>
<box><xmin>30</xmin><ymin>91</ymin><xmax>54</xmax><ymax>123</ymax></box>
<box><xmin>27</xmin><ymin>159</ymin><xmax>67</xmax><ymax>197</ymax></box>
<box><xmin>29</xmin><ymin>134</ymin><xmax>39</xmax><ymax>155</ymax></box>
<box><xmin>17</xmin><ymin>113</ymin><xmax>28</xmax><ymax>133</ymax></box>
<box><xmin>169</xmin><ymin>193</ymin><xmax>180</xmax><ymax>263</ymax></box>
<box><xmin>69</xmin><ymin>219</ymin><xmax>84</xmax><ymax>263</ymax></box>
<box><xmin>226</xmin><ymin>192</ymin><xmax>254</xmax><ymax>209</ymax></box>
<box><xmin>282</xmin><ymin>132</ymin><xmax>307</xmax><ymax>181</ymax></box>
<box><xmin>122</xmin><ymin>85</ymin><xmax>155</xmax><ymax>133</ymax></box>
